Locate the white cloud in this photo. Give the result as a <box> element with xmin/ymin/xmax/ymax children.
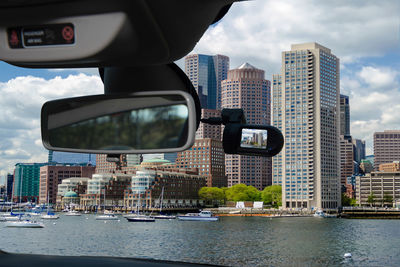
<box><xmin>345</xmin><ymin>66</ymin><xmax>400</xmax><ymax>154</ymax></box>
<box><xmin>0</xmin><ymin>74</ymin><xmax>103</xmax><ymax>177</ymax></box>
<box><xmin>47</xmin><ymin>68</ymin><xmax>100</xmax><ymax>76</ymax></box>
<box><xmin>358</xmin><ymin>66</ymin><xmax>398</xmax><ymax>90</ymax></box>
<box><xmin>191</xmin><ymin>0</ymin><xmax>399</xmax><ymax>77</ymax></box>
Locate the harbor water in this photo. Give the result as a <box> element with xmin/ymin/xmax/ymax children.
<box><xmin>1</xmin><ymin>215</ymin><xmax>400</xmax><ymax>266</ymax></box>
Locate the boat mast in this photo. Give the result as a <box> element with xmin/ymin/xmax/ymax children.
<box><xmin>160</xmin><ymin>186</ymin><xmax>164</xmax><ymax>213</ymax></box>
<box><xmin>19</xmin><ymin>168</ymin><xmax>23</xmax><ymax>209</ymax></box>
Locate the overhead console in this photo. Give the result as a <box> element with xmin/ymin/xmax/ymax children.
<box><xmin>0</xmin><ymin>0</ymin><xmax>236</xmax><ymax>68</ymax></box>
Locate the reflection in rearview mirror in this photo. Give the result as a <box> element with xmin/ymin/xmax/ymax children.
<box><xmin>240</xmin><ymin>128</ymin><xmax>268</xmax><ymax>149</ymax></box>
<box><xmin>49</xmin><ymin>104</ymin><xmax>188</xmax><ymax>150</ymax></box>
<box><xmin>41</xmin><ymin>91</ymin><xmax>197</xmax><ymax>154</ymax></box>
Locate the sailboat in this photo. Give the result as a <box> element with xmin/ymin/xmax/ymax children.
<box><xmin>126</xmin><ymin>194</ymin><xmax>155</xmax><ymax>222</ymax></box>
<box><xmin>151</xmin><ymin>187</ymin><xmax>175</xmax><ymax>220</ymax></box>
<box><xmin>96</xmin><ymin>187</ymin><xmax>118</xmax><ymax>220</ymax></box>
<box><xmin>41</xmin><ymin>192</ymin><xmax>59</xmax><ymax>219</ymax></box>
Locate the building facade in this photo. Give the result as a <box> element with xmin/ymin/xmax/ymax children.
<box><xmin>360</xmin><ymin>159</ymin><xmax>373</xmax><ymax>174</ymax></box>
<box><xmin>272</xmin><ymin>43</ymin><xmax>341</xmax><ymax>210</ymax></box>
<box><xmin>6</xmin><ymin>173</ymin><xmax>13</xmax><ymax>201</ymax></box>
<box><xmin>340</xmin><ymin>136</ymin><xmax>354</xmax><ymax>187</ymax></box>
<box><xmin>221</xmin><ymin>63</ymin><xmax>271</xmax><ymax>190</ymax></box>
<box><xmin>175</xmin><ymin>138</ymin><xmax>226</xmax><ymax>187</ymax></box>
<box><xmin>352</xmin><ymin>139</ymin><xmax>366</xmax><ymax>164</ymax></box>
<box><xmin>48</xmin><ymin>150</ymin><xmax>96</xmax><ymax>165</ymax></box>
<box><xmin>56</xmin><ymin>177</ymin><xmax>90</xmax><ymax>208</ymax></box>
<box><xmin>39</xmin><ymin>165</ymin><xmax>95</xmax><ymax>204</ymax></box>
<box><xmin>373</xmin><ymin>130</ymin><xmax>400</xmax><ymax>171</ymax></box>
<box><xmin>356</xmin><ymin>171</ymin><xmax>400</xmax><ymax>207</ymax></box>
<box><xmin>124</xmin><ymin>160</ymin><xmax>206</xmax><ymax>208</ymax></box>
<box><xmin>13</xmin><ymin>163</ymin><xmax>47</xmax><ymax>202</ymax></box>
<box><xmin>272</xmin><ymin>74</ymin><xmax>283</xmax><ymax>185</ymax></box>
<box><xmin>196</xmin><ymin>109</ymin><xmax>222</xmax><ymax>140</ymax></box>
<box><xmin>80</xmin><ymin>173</ymin><xmax>132</xmax><ymax>208</ymax></box>
<box><xmin>379</xmin><ymin>162</ymin><xmax>400</xmax><ymax>172</ymax></box>
<box><xmin>339</xmin><ymin>94</ymin><xmax>350</xmax><ymax>137</ymax></box>
<box><xmin>95</xmin><ymin>154</ymin><xmax>141</xmax><ymax>174</ymax></box>
<box><xmin>185</xmin><ymin>54</ymin><xmax>229</xmax><ymax>109</ymax></box>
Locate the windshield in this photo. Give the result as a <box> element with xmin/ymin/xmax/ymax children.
<box><xmin>1</xmin><ymin>1</ymin><xmax>400</xmax><ymax>266</ymax></box>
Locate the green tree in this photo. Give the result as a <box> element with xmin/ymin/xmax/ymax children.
<box><xmin>349</xmin><ymin>198</ymin><xmax>357</xmax><ymax>206</ymax></box>
<box><xmin>198</xmin><ymin>187</ymin><xmax>225</xmax><ymax>205</ymax></box>
<box><xmin>341</xmin><ymin>193</ymin><xmax>351</xmax><ymax>207</ymax></box>
<box><xmin>261</xmin><ymin>185</ymin><xmax>282</xmax><ymax>208</ymax></box>
<box><xmin>367</xmin><ymin>192</ymin><xmax>375</xmax><ymax>207</ymax></box>
<box><xmin>383</xmin><ymin>193</ymin><xmax>393</xmax><ymax>207</ymax></box>
<box><xmin>225</xmin><ymin>184</ymin><xmax>261</xmax><ymax>202</ymax></box>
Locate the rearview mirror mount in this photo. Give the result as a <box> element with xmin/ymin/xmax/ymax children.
<box><xmin>201</xmin><ymin>109</ymin><xmax>284</xmax><ymax>157</ymax></box>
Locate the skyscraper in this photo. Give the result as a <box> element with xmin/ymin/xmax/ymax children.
<box><xmin>272</xmin><ymin>74</ymin><xmax>283</xmax><ymax>185</ymax></box>
<box><xmin>340</xmin><ymin>94</ymin><xmax>350</xmax><ymax>137</ymax></box>
<box><xmin>221</xmin><ymin>63</ymin><xmax>271</xmax><ymax>190</ymax></box>
<box><xmin>272</xmin><ymin>43</ymin><xmax>340</xmax><ymax>210</ymax></box>
<box><xmin>352</xmin><ymin>138</ymin><xmax>366</xmax><ymax>164</ymax></box>
<box><xmin>185</xmin><ymin>54</ymin><xmax>229</xmax><ymax>109</ymax></box>
<box><xmin>374</xmin><ymin>130</ymin><xmax>400</xmax><ymax>170</ymax></box>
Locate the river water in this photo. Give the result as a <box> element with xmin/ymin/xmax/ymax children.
<box><xmin>1</xmin><ymin>214</ymin><xmax>400</xmax><ymax>266</ymax></box>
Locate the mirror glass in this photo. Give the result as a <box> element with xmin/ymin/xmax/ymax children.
<box><xmin>42</xmin><ymin>93</ymin><xmax>195</xmax><ymax>152</ymax></box>
<box><xmin>240</xmin><ymin>128</ymin><xmax>268</xmax><ymax>149</ymax></box>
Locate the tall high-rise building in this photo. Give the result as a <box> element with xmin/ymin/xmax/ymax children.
<box><xmin>185</xmin><ymin>54</ymin><xmax>229</xmax><ymax>109</ymax></box>
<box><xmin>374</xmin><ymin>130</ymin><xmax>400</xmax><ymax>170</ymax></box>
<box><xmin>272</xmin><ymin>43</ymin><xmax>340</xmax><ymax>210</ymax></box>
<box><xmin>13</xmin><ymin>163</ymin><xmax>47</xmax><ymax>202</ymax></box>
<box><xmin>196</xmin><ymin>109</ymin><xmax>222</xmax><ymax>140</ymax></box>
<box><xmin>48</xmin><ymin>150</ymin><xmax>96</xmax><ymax>165</ymax></box>
<box><xmin>352</xmin><ymin>139</ymin><xmax>366</xmax><ymax>164</ymax></box>
<box><xmin>221</xmin><ymin>63</ymin><xmax>271</xmax><ymax>190</ymax></box>
<box><xmin>340</xmin><ymin>94</ymin><xmax>350</xmax><ymax>137</ymax></box>
<box><xmin>340</xmin><ymin>136</ymin><xmax>354</xmax><ymax>187</ymax></box>
<box><xmin>272</xmin><ymin>74</ymin><xmax>283</xmax><ymax>185</ymax></box>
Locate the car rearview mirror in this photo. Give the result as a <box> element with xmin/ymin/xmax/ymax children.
<box><xmin>41</xmin><ymin>91</ymin><xmax>197</xmax><ymax>154</ymax></box>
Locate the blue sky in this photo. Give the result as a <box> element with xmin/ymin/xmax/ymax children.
<box><xmin>0</xmin><ymin>0</ymin><xmax>400</xmax><ymax>183</ymax></box>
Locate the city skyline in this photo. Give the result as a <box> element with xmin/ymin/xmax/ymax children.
<box><xmin>0</xmin><ymin>0</ymin><xmax>399</xmax><ymax>180</ymax></box>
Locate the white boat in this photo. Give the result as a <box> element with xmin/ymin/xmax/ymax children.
<box><xmin>65</xmin><ymin>210</ymin><xmax>81</xmax><ymax>216</ymax></box>
<box><xmin>41</xmin><ymin>212</ymin><xmax>59</xmax><ymax>219</ymax></box>
<box><xmin>177</xmin><ymin>211</ymin><xmax>219</xmax><ymax>221</ymax></box>
<box><xmin>26</xmin><ymin>212</ymin><xmax>42</xmax><ymax>216</ymax></box>
<box><xmin>126</xmin><ymin>195</ymin><xmax>155</xmax><ymax>222</ymax></box>
<box><xmin>314</xmin><ymin>210</ymin><xmax>325</xmax><ymax>217</ymax></box>
<box><xmin>96</xmin><ymin>214</ymin><xmax>119</xmax><ymax>220</ymax></box>
<box><xmin>41</xmin><ymin>193</ymin><xmax>59</xmax><ymax>219</ymax></box>
<box><xmin>5</xmin><ymin>220</ymin><xmax>44</xmax><ymax>228</ymax></box>
<box><xmin>126</xmin><ymin>215</ymin><xmax>155</xmax><ymax>222</ymax></box>
<box><xmin>150</xmin><ymin>187</ymin><xmax>176</xmax><ymax>220</ymax></box>
<box><xmin>151</xmin><ymin>214</ymin><xmax>176</xmax><ymax>219</ymax></box>
<box><xmin>3</xmin><ymin>216</ymin><xmax>22</xmax><ymax>221</ymax></box>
